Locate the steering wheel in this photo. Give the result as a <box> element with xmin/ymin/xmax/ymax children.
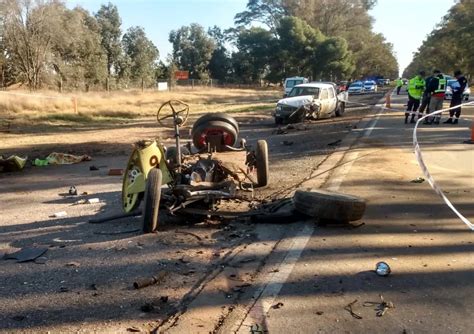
<box><xmin>157</xmin><ymin>100</ymin><xmax>190</xmax><ymax>128</ymax></box>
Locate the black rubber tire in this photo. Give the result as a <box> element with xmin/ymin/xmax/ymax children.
<box><xmin>142</xmin><ymin>168</ymin><xmax>162</xmax><ymax>233</ymax></box>
<box><xmin>293</xmin><ymin>189</ymin><xmax>366</xmax><ymax>222</ymax></box>
<box><xmin>335</xmin><ymin>102</ymin><xmax>345</xmax><ymax>117</ymax></box>
<box><xmin>192</xmin><ymin>113</ymin><xmax>239</xmax><ymax>136</ymax></box>
<box><xmin>192</xmin><ymin>120</ymin><xmax>238</xmax><ymax>150</ymax></box>
<box><xmin>256</xmin><ymin>140</ymin><xmax>269</xmax><ymax>187</ymax></box>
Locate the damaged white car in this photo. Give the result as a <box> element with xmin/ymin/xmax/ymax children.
<box><xmin>274</xmin><ymin>82</ymin><xmax>348</xmax><ymax>125</ymax></box>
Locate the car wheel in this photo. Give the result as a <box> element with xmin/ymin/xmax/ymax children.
<box><xmin>255</xmin><ymin>140</ymin><xmax>269</xmax><ymax>187</ymax></box>
<box><xmin>335</xmin><ymin>102</ymin><xmax>345</xmax><ymax>117</ymax></box>
<box><xmin>143</xmin><ymin>168</ymin><xmax>162</xmax><ymax>233</ymax></box>
<box><xmin>293</xmin><ymin>189</ymin><xmax>366</xmax><ymax>222</ymax></box>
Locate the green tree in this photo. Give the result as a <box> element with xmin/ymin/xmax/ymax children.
<box><xmin>95</xmin><ymin>2</ymin><xmax>122</xmax><ymax>76</ymax></box>
<box><xmin>1</xmin><ymin>0</ymin><xmax>63</xmax><ymax>89</ymax></box>
<box><xmin>234</xmin><ymin>0</ymin><xmax>287</xmax><ymax>35</ymax></box>
<box><xmin>169</xmin><ymin>23</ymin><xmax>216</xmax><ymax>79</ymax></box>
<box><xmin>52</xmin><ymin>6</ymin><xmax>107</xmax><ymax>90</ymax></box>
<box><xmin>122</xmin><ymin>26</ymin><xmax>159</xmax><ymax>85</ymax></box>
<box><xmin>231</xmin><ymin>27</ymin><xmax>276</xmax><ymax>83</ymax></box>
<box><xmin>207</xmin><ymin>26</ymin><xmax>231</xmax><ymax>81</ymax></box>
<box><xmin>404</xmin><ymin>1</ymin><xmax>473</xmax><ymax>78</ymax></box>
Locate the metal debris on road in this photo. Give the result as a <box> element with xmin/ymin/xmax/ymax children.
<box><xmin>271</xmin><ymin>302</ymin><xmax>284</xmax><ymax>309</ymax></box>
<box><xmin>327</xmin><ymin>139</ymin><xmax>342</xmax><ymax>146</ymax></box>
<box><xmin>363</xmin><ymin>295</ymin><xmax>395</xmax><ymax>317</ymax></box>
<box><xmin>51</xmin><ymin>211</ymin><xmax>67</xmax><ymax>218</ymax></box>
<box><xmin>344</xmin><ymin>299</ymin><xmax>363</xmax><ymax>319</ymax></box>
<box><xmin>3</xmin><ymin>247</ymin><xmax>48</xmax><ymax>263</ymax></box>
<box><xmin>108</xmin><ymin>168</ymin><xmax>124</xmax><ymax>176</ymax></box>
<box><xmin>175</xmin><ymin>230</ymin><xmax>202</xmax><ymax>241</ymax></box>
<box><xmin>133</xmin><ymin>271</ymin><xmax>167</xmax><ymax>289</ymax></box>
<box><xmin>94</xmin><ymin>228</ymin><xmax>140</xmax><ymax>235</ymax></box>
<box><xmin>68</xmin><ymin>186</ymin><xmax>77</xmax><ymax>195</ymax></box>
<box><xmin>375</xmin><ymin>261</ymin><xmax>391</xmax><ymax>276</ymax></box>
<box><xmin>282</xmin><ymin>140</ymin><xmax>294</xmax><ymax>146</ymax></box>
<box><xmin>410</xmin><ymin>177</ymin><xmax>425</xmax><ymax>183</ymax></box>
<box><xmin>65</xmin><ymin>261</ymin><xmax>80</xmax><ymax>267</ymax></box>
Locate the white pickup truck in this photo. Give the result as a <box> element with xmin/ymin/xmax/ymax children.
<box><xmin>274</xmin><ymin>82</ymin><xmax>348</xmax><ymax>125</ymax></box>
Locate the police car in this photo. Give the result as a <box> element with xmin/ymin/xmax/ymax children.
<box><xmin>445</xmin><ymin>79</ymin><xmax>470</xmax><ymax>101</ymax></box>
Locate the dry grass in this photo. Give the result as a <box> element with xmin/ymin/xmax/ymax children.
<box><xmin>0</xmin><ymin>87</ymin><xmax>280</xmax><ymax>125</ymax></box>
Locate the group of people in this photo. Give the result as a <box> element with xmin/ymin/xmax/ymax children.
<box><xmin>397</xmin><ymin>70</ymin><xmax>467</xmax><ymax>124</ymax></box>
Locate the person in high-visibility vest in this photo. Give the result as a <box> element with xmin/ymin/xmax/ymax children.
<box><xmin>426</xmin><ymin>70</ymin><xmax>447</xmax><ymax>125</ymax></box>
<box><xmin>396</xmin><ymin>78</ymin><xmax>403</xmax><ymax>95</ymax></box>
<box><xmin>405</xmin><ymin>71</ymin><xmax>426</xmax><ymax>124</ymax></box>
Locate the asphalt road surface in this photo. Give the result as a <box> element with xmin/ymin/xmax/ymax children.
<box><xmin>1</xmin><ymin>89</ymin><xmax>473</xmax><ymax>333</ymax></box>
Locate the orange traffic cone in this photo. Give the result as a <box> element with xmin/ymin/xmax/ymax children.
<box><xmin>464</xmin><ymin>119</ymin><xmax>474</xmax><ymax>144</ymax></box>
<box><xmin>385</xmin><ymin>92</ymin><xmax>391</xmax><ymax>108</ymax></box>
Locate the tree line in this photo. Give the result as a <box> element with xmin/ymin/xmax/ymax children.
<box><xmin>0</xmin><ymin>0</ymin><xmax>399</xmax><ymax>91</ymax></box>
<box><xmin>403</xmin><ymin>0</ymin><xmax>473</xmax><ymax>79</ymax></box>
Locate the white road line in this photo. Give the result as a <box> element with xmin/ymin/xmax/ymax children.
<box><xmin>236</xmin><ymin>224</ymin><xmax>314</xmax><ymax>333</ymax></box>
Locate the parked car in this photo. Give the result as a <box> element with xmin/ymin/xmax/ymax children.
<box><xmin>283</xmin><ymin>76</ymin><xmax>309</xmax><ymax>96</ymax></box>
<box><xmin>445</xmin><ymin>79</ymin><xmax>470</xmax><ymax>101</ymax></box>
<box><xmin>347</xmin><ymin>81</ymin><xmax>364</xmax><ymax>95</ymax></box>
<box><xmin>363</xmin><ymin>80</ymin><xmax>378</xmax><ymax>92</ymax></box>
<box><xmin>274</xmin><ymin>82</ymin><xmax>348</xmax><ymax>124</ymax></box>
<box><xmin>376</xmin><ymin>79</ymin><xmax>385</xmax><ymax>86</ymax></box>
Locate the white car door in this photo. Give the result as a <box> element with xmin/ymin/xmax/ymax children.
<box><xmin>319</xmin><ymin>88</ymin><xmax>329</xmax><ymax>117</ymax></box>
<box><xmin>327</xmin><ymin>87</ymin><xmax>337</xmax><ymax>115</ymax></box>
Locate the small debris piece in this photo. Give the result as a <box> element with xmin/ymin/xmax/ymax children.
<box><xmin>140</xmin><ymin>303</ymin><xmax>155</xmax><ymax>312</ymax></box>
<box><xmin>282</xmin><ymin>140</ymin><xmax>294</xmax><ymax>146</ymax></box>
<box><xmin>65</xmin><ymin>261</ymin><xmax>80</xmax><ymax>267</ymax></box>
<box><xmin>344</xmin><ymin>299</ymin><xmax>363</xmax><ymax>319</ymax></box>
<box><xmin>375</xmin><ymin>261</ymin><xmax>391</xmax><ymax>276</ymax></box>
<box><xmin>271</xmin><ymin>302</ymin><xmax>284</xmax><ymax>309</ymax></box>
<box><xmin>315</xmin><ymin>311</ymin><xmax>324</xmax><ymax>315</ymax></box>
<box><xmin>250</xmin><ymin>324</ymin><xmax>266</xmax><ymax>334</ymax></box>
<box><xmin>127</xmin><ymin>327</ymin><xmax>141</xmax><ymax>332</ymax></box>
<box><xmin>239</xmin><ymin>257</ymin><xmax>256</xmax><ymax>263</ymax></box>
<box><xmin>3</xmin><ymin>247</ymin><xmax>48</xmax><ymax>263</ymax></box>
<box><xmin>68</xmin><ymin>186</ymin><xmax>78</xmax><ymax>196</ymax></box>
<box><xmin>81</xmin><ymin>191</ymin><xmax>89</xmax><ymax>195</ymax></box>
<box><xmin>51</xmin><ymin>211</ymin><xmax>67</xmax><ymax>218</ymax></box>
<box><xmin>133</xmin><ymin>271</ymin><xmax>167</xmax><ymax>289</ymax></box>
<box><xmin>108</xmin><ymin>168</ymin><xmax>124</xmax><ymax>176</ymax></box>
<box><xmin>12</xmin><ymin>315</ymin><xmax>26</xmax><ymax>321</ymax></box>
<box><xmin>90</xmin><ymin>284</ymin><xmax>98</xmax><ymax>290</ymax></box>
<box><xmin>327</xmin><ymin>139</ymin><xmax>342</xmax><ymax>146</ymax></box>
<box><xmin>175</xmin><ymin>230</ymin><xmax>202</xmax><ymax>241</ymax></box>
<box><xmin>160</xmin><ymin>296</ymin><xmax>169</xmax><ymax>303</ymax></box>
<box><xmin>59</xmin><ymin>287</ymin><xmax>70</xmax><ymax>293</ymax></box>
<box><xmin>89</xmin><ymin>165</ymin><xmax>99</xmax><ymax>171</ymax></box>
<box><xmin>94</xmin><ymin>229</ymin><xmax>140</xmax><ymax>235</ymax></box>
<box><xmin>363</xmin><ymin>295</ymin><xmax>395</xmax><ymax>317</ymax></box>
<box><xmin>410</xmin><ymin>177</ymin><xmax>425</xmax><ymax>183</ymax></box>
<box><xmin>87</xmin><ymin>198</ymin><xmax>100</xmax><ymax>204</ymax></box>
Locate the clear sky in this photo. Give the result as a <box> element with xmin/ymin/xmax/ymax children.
<box><xmin>67</xmin><ymin>0</ymin><xmax>456</xmax><ymax>75</ymax></box>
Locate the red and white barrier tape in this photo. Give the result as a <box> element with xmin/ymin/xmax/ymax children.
<box><xmin>413</xmin><ymin>101</ymin><xmax>474</xmax><ymax>230</ymax></box>
<box><xmin>349</xmin><ymin>97</ymin><xmax>474</xmax><ymax>229</ymax></box>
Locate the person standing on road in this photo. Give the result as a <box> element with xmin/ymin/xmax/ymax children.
<box><xmin>419</xmin><ymin>74</ymin><xmax>434</xmax><ymax>123</ymax></box>
<box><xmin>405</xmin><ymin>71</ymin><xmax>426</xmax><ymax>124</ymax></box>
<box><xmin>426</xmin><ymin>70</ymin><xmax>447</xmax><ymax>125</ymax></box>
<box><xmin>396</xmin><ymin>78</ymin><xmax>403</xmax><ymax>95</ymax></box>
<box><xmin>444</xmin><ymin>70</ymin><xmax>468</xmax><ymax>124</ymax></box>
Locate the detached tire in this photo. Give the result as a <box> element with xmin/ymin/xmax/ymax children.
<box><xmin>335</xmin><ymin>102</ymin><xmax>345</xmax><ymax>117</ymax></box>
<box><xmin>293</xmin><ymin>189</ymin><xmax>366</xmax><ymax>222</ymax></box>
<box><xmin>256</xmin><ymin>140</ymin><xmax>269</xmax><ymax>187</ymax></box>
<box><xmin>192</xmin><ymin>120</ymin><xmax>238</xmax><ymax>150</ymax></box>
<box><xmin>193</xmin><ymin>113</ymin><xmax>239</xmax><ymax>135</ymax></box>
<box><xmin>143</xmin><ymin>168</ymin><xmax>162</xmax><ymax>233</ymax></box>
